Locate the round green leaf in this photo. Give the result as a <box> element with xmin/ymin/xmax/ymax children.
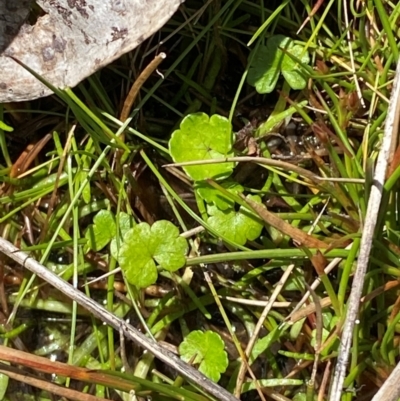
<box><xmin>179</xmin><ymin>330</ymin><xmax>228</xmax><ymax>382</ymax></box>
<box><xmin>118</xmin><ymin>220</ymin><xmax>188</xmax><ymax>288</ymax></box>
<box><xmin>149</xmin><ymin>221</ymin><xmax>188</xmax><ymax>271</ymax></box>
<box><xmin>85</xmin><ymin>210</ymin><xmax>116</xmax><ymax>252</ymax></box>
<box><xmin>207</xmin><ymin>195</ymin><xmax>264</xmax><ymax>246</ymax></box>
<box><xmin>247</xmin><ymin>40</ymin><xmax>284</xmax><ymax>94</ymax></box>
<box><xmin>169</xmin><ymin>113</ymin><xmax>235</xmax><ymax>181</ymax></box>
<box><xmin>247</xmin><ymin>35</ymin><xmax>309</xmax><ymax>93</ymax></box>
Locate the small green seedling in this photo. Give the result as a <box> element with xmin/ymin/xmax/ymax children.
<box><xmin>169</xmin><ymin>112</ymin><xmax>235</xmax><ymax>181</ymax></box>
<box><xmin>118</xmin><ymin>220</ymin><xmax>188</xmax><ymax>288</ymax></box>
<box><xmin>247</xmin><ymin>35</ymin><xmax>310</xmax><ymax>93</ymax></box>
<box><xmin>207</xmin><ymin>195</ymin><xmax>264</xmax><ymax>246</ymax></box>
<box><xmin>179</xmin><ymin>330</ymin><xmax>228</xmax><ymax>382</ymax></box>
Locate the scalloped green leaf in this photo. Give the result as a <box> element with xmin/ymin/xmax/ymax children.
<box><xmin>247</xmin><ymin>38</ymin><xmax>284</xmax><ymax>94</ymax></box>
<box><xmin>195</xmin><ymin>180</ymin><xmax>244</xmax><ymax>210</ymax></box>
<box><xmin>179</xmin><ymin>330</ymin><xmax>228</xmax><ymax>382</ymax></box>
<box><xmin>207</xmin><ymin>195</ymin><xmax>264</xmax><ymax>246</ymax></box>
<box><xmin>85</xmin><ymin>210</ymin><xmax>116</xmax><ymax>252</ymax></box>
<box><xmin>118</xmin><ymin>220</ymin><xmax>188</xmax><ymax>288</ymax></box>
<box><xmin>169</xmin><ymin>113</ymin><xmax>235</xmax><ymax>181</ymax></box>
<box><xmin>247</xmin><ymin>35</ymin><xmax>309</xmax><ymax>93</ymax></box>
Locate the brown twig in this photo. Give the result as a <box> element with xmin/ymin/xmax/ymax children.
<box><xmin>10</xmin><ymin>134</ymin><xmax>52</xmax><ymax>179</ymax></box>
<box><xmin>120</xmin><ymin>53</ymin><xmax>166</xmax><ymax>122</ymax></box>
<box><xmin>241</xmin><ymin>195</ymin><xmax>329</xmax><ymax>249</ymax></box>
<box><xmin>318</xmin><ymin>360</ymin><xmax>332</xmax><ymax>401</ymax></box>
<box><xmin>286</xmin><ymin>243</ymin><xmax>352</xmax><ymax>322</ymax></box>
<box><xmin>234</xmin><ymin>263</ymin><xmax>296</xmax><ymax>396</ymax></box>
<box><xmin>306</xmin><ymin>283</ymin><xmax>322</xmax><ymax>396</ymax></box>
<box><xmin>38</xmin><ymin>125</ymin><xmax>75</xmax><ymax>244</ymax></box>
<box><xmin>0</xmin><ymin>362</ymin><xmax>110</xmax><ymax>401</ymax></box>
<box><xmin>288</xmin><ymin>297</ymin><xmax>332</xmax><ymax>324</ymax></box>
<box><xmin>204</xmin><ymin>272</ymin><xmax>266</xmax><ymax>401</ymax></box>
<box><xmin>330</xmin><ymin>56</ymin><xmax>400</xmax><ymax>401</ymax></box>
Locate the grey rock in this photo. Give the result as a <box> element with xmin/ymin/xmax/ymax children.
<box><xmin>0</xmin><ymin>0</ymin><xmax>183</xmax><ymax>102</ymax></box>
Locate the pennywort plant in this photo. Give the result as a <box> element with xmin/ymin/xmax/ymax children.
<box><xmin>84</xmin><ymin>110</ymin><xmax>266</xmax><ymax>286</ymax></box>
<box><xmin>247</xmin><ymin>35</ymin><xmax>310</xmax><ymax>94</ymax></box>
<box><xmin>169</xmin><ymin>112</ymin><xmax>264</xmax><ymax>246</ymax></box>
<box><xmin>179</xmin><ymin>330</ymin><xmax>229</xmax><ymax>383</ymax></box>
<box><xmin>85</xmin><ymin>211</ymin><xmax>187</xmax><ymax>289</ymax></box>
<box><xmin>169</xmin><ymin>113</ymin><xmax>235</xmax><ymax>181</ymax></box>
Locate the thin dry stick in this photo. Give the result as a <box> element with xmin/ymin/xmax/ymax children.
<box><xmin>120</xmin><ymin>52</ymin><xmax>166</xmax><ymax>122</ymax></box>
<box><xmin>286</xmin><ymin>243</ymin><xmax>353</xmax><ymax>322</ymax></box>
<box><xmin>219</xmin><ymin>295</ymin><xmax>328</xmax><ymax>308</ymax></box>
<box><xmin>164</xmin><ymin>156</ymin><xmax>326</xmax><ymax>186</ymax></box>
<box><xmin>119</xmin><ymin>326</ymin><xmax>132</xmax><ymax>374</ymax></box>
<box><xmin>235</xmin><ymin>198</ymin><xmax>329</xmax><ymax>395</ymax></box>
<box><xmin>234</xmin><ymin>263</ymin><xmax>296</xmax><ymax>397</ymax></box>
<box><xmin>164</xmin><ymin>157</ymin><xmax>365</xmax><ymax>185</ymax></box>
<box><xmin>371</xmin><ymin>361</ymin><xmax>400</xmax><ymax>401</ymax></box>
<box><xmin>39</xmin><ymin>125</ymin><xmax>75</xmax><ymax>243</ymax></box>
<box><xmin>296</xmin><ymin>0</ymin><xmax>324</xmax><ymax>34</ymax></box>
<box><xmin>328</xmin><ymin>58</ymin><xmax>400</xmax><ymax>401</ymax></box>
<box><xmin>318</xmin><ymin>360</ymin><xmax>332</xmax><ymax>401</ymax></box>
<box><xmin>241</xmin><ymin>195</ymin><xmax>328</xmax><ymax>249</ymax></box>
<box><xmin>330</xmin><ymin>55</ymin><xmax>390</xmax><ymax>104</ymax></box>
<box><xmin>0</xmin><ymin>363</ymin><xmax>110</xmax><ymax>401</ymax></box>
<box><xmin>204</xmin><ymin>272</ymin><xmax>267</xmax><ymax>401</ymax></box>
<box><xmin>10</xmin><ymin>134</ymin><xmax>52</xmax><ymax>179</ymax></box>
<box><xmin>289</xmin><ymin>297</ymin><xmax>333</xmax><ymax>324</ymax></box>
<box><xmin>343</xmin><ymin>0</ymin><xmax>365</xmax><ymax>107</ymax></box>
<box><xmin>306</xmin><ymin>283</ymin><xmax>322</xmax><ymax>392</ymax></box>
<box><xmin>0</xmin><ymin>237</ymin><xmax>238</xmax><ymax>401</ymax></box>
